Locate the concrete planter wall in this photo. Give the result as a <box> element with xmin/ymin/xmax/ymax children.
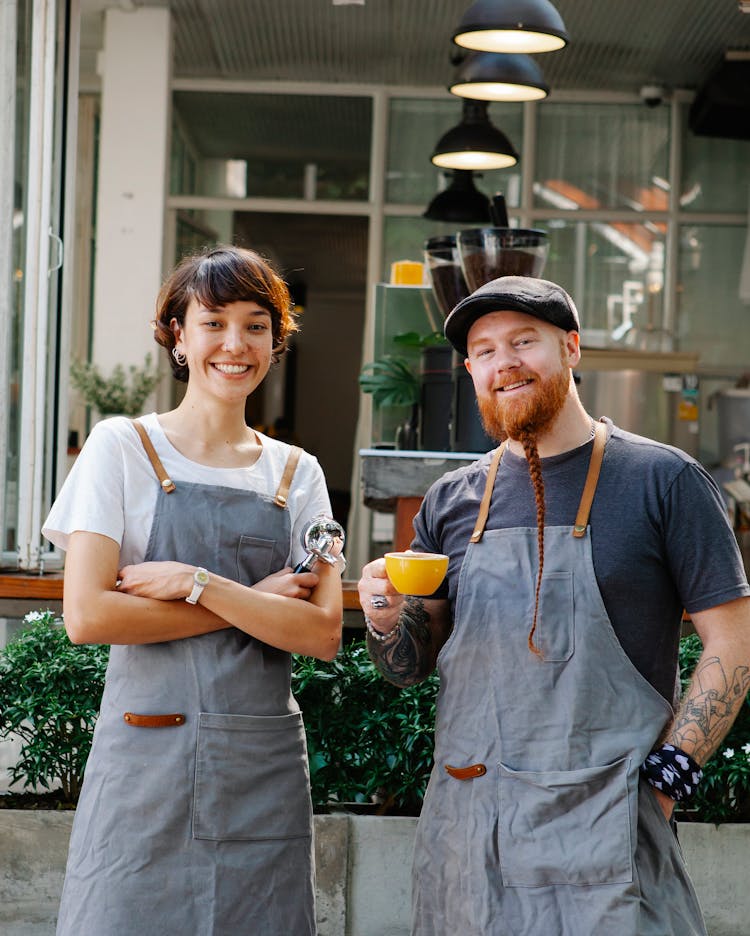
<box><xmin>0</xmin><ymin>813</ymin><xmax>747</xmax><ymax>935</ymax></box>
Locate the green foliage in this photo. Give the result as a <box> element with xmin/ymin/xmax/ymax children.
<box><xmin>70</xmin><ymin>353</ymin><xmax>161</xmax><ymax>416</ymax></box>
<box><xmin>678</xmin><ymin>633</ymin><xmax>750</xmax><ymax>823</ymax></box>
<box><xmin>293</xmin><ymin>641</ymin><xmax>437</xmax><ymax>813</ymax></box>
<box><xmin>392</xmin><ymin>330</ymin><xmax>449</xmax><ymax>349</ymax></box>
<box><xmin>0</xmin><ymin>610</ymin><xmax>109</xmax><ymax>801</ymax></box>
<box><xmin>358</xmin><ymin>355</ymin><xmax>420</xmax><ymax>409</ymax></box>
<box><xmin>2</xmin><ymin>619</ymin><xmax>746</xmax><ymax>823</ymax></box>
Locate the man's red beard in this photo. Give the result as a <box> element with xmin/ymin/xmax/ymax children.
<box><xmin>475</xmin><ymin>345</ymin><xmax>571</xmax><ymax>442</ymax></box>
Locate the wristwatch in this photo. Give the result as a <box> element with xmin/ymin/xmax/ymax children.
<box><xmin>186</xmin><ymin>567</ymin><xmax>210</xmax><ymax>605</ymax></box>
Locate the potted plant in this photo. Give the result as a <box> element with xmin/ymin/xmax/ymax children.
<box><xmin>358</xmin><ymin>354</ymin><xmax>420</xmax><ymax>449</ymax></box>
<box><xmin>359</xmin><ymin>330</ymin><xmax>452</xmax><ymax>451</ymax></box>
<box><xmin>70</xmin><ymin>353</ymin><xmax>161</xmax><ymax>419</ymax></box>
<box><xmin>0</xmin><ymin>610</ymin><xmax>109</xmax><ymax>806</ymax></box>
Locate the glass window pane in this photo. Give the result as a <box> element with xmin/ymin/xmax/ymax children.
<box><xmin>171</xmin><ymin>92</ymin><xmax>372</xmax><ymax>201</ymax></box>
<box><xmin>539</xmin><ymin>218</ymin><xmax>668</xmax><ymax>349</ymax></box>
<box><xmin>535</xmin><ymin>103</ymin><xmax>670</xmax><ymax>212</ymax></box>
<box><xmin>676</xmin><ymin>223</ymin><xmax>750</xmax><ymax>466</ymax></box>
<box><xmin>387</xmin><ymin>97</ymin><xmax>522</xmax><ymax>207</ymax></box>
<box><xmin>681</xmin><ymin>119</ymin><xmax>750</xmax><ymax>213</ymax></box>
<box><xmin>677</xmin><ymin>224</ymin><xmax>750</xmax><ymax>368</ymax></box>
<box><xmin>3</xmin><ymin>0</ymin><xmax>32</xmax><ymax>555</ymax></box>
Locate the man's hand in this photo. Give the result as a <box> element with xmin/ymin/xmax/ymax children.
<box><xmin>649</xmin><ymin>785</ymin><xmax>675</xmax><ymax>822</ymax></box>
<box><xmin>357</xmin><ymin>556</ymin><xmax>404</xmax><ymax>637</ymax></box>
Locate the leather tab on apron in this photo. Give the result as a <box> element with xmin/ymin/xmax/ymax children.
<box><xmin>123</xmin><ymin>712</ymin><xmax>185</xmax><ymax>728</ymax></box>
<box><xmin>273</xmin><ymin>445</ymin><xmax>302</xmax><ymax>507</ymax></box>
<box><xmin>572</xmin><ymin>422</ymin><xmax>607</xmax><ymax>538</ymax></box>
<box><xmin>470</xmin><ymin>443</ymin><xmax>507</xmax><ymax>543</ymax></box>
<box><xmin>444</xmin><ymin>763</ymin><xmax>487</xmax><ymax>780</ymax></box>
<box><xmin>131</xmin><ymin>420</ymin><xmax>176</xmax><ymax>493</ymax></box>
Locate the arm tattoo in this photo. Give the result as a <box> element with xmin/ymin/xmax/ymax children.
<box><xmin>366</xmin><ymin>597</ymin><xmax>436</xmax><ymax>687</ymax></box>
<box><xmin>668</xmin><ymin>655</ymin><xmax>750</xmax><ymax>764</ymax></box>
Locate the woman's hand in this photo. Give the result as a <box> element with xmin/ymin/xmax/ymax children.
<box><xmin>358</xmin><ymin>557</ymin><xmax>404</xmax><ymax>636</ymax></box>
<box><xmin>117</xmin><ymin>561</ymin><xmax>195</xmax><ymax>602</ymax></box>
<box><xmin>252</xmin><ymin>567</ymin><xmax>319</xmax><ymax>601</ymax></box>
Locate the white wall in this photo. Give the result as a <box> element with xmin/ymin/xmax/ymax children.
<box><xmin>91</xmin><ymin>7</ymin><xmax>171</xmax><ymax>373</ymax></box>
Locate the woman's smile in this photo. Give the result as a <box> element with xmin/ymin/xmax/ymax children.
<box><xmin>211</xmin><ymin>362</ymin><xmax>252</xmax><ymax>375</ymax></box>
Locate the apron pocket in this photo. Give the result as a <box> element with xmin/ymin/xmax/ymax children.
<box><xmin>193</xmin><ymin>711</ymin><xmax>312</xmax><ymax>842</ymax></box>
<box><xmin>236</xmin><ymin>535</ymin><xmax>276</xmax><ymax>585</ymax></box>
<box><xmin>535</xmin><ymin>570</ymin><xmax>574</xmax><ymax>661</ymax></box>
<box><xmin>498</xmin><ymin>757</ymin><xmax>633</xmax><ymax>887</ymax></box>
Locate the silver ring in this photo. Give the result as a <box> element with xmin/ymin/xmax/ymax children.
<box><xmin>370</xmin><ymin>594</ymin><xmax>389</xmax><ymax>610</ymax></box>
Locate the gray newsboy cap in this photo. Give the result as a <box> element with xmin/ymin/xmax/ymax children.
<box><xmin>444</xmin><ymin>275</ymin><xmax>580</xmax><ymax>357</ymax></box>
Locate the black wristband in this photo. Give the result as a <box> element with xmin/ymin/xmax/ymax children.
<box><xmin>640</xmin><ymin>743</ymin><xmax>703</xmax><ymax>803</ymax></box>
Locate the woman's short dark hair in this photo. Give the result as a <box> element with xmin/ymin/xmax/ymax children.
<box><xmin>153</xmin><ymin>245</ymin><xmax>298</xmax><ymax>382</ymax></box>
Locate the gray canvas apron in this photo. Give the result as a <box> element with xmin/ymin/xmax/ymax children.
<box><xmin>412</xmin><ymin>423</ymin><xmax>707</xmax><ymax>935</ymax></box>
<box><xmin>56</xmin><ymin>425</ymin><xmax>316</xmax><ymax>936</ymax></box>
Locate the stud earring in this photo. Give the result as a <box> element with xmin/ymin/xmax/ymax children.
<box><xmin>172</xmin><ymin>347</ymin><xmax>187</xmax><ymax>366</ymax></box>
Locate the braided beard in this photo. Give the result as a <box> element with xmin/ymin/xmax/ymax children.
<box><xmin>474</xmin><ymin>344</ymin><xmax>571</xmax><ymax>655</ymax></box>
<box><xmin>517</xmin><ymin>430</ymin><xmax>545</xmax><ymax>655</ymax></box>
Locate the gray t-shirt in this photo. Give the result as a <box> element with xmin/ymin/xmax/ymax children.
<box><xmin>412</xmin><ymin>419</ymin><xmax>749</xmax><ymax>704</ymax></box>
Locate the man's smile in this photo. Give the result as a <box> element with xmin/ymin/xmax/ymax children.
<box><xmin>497</xmin><ymin>378</ymin><xmax>534</xmax><ymax>392</ymax></box>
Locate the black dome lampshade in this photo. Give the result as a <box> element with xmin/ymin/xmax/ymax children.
<box><xmin>453</xmin><ymin>0</ymin><xmax>569</xmax><ymax>54</ymax></box>
<box><xmin>423</xmin><ymin>170</ymin><xmax>492</xmax><ymax>223</ymax></box>
<box><xmin>431</xmin><ymin>100</ymin><xmax>519</xmax><ymax>171</ymax></box>
<box><xmin>449</xmin><ymin>51</ymin><xmax>549</xmax><ymax>102</ymax></box>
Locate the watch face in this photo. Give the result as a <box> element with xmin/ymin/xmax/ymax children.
<box><xmin>195</xmin><ymin>569</ymin><xmax>210</xmax><ymax>586</ymax></box>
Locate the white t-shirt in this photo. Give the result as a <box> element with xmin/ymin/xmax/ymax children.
<box><xmin>43</xmin><ymin>413</ymin><xmax>332</xmax><ymax>569</ymax></box>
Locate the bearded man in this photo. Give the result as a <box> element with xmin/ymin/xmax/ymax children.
<box><xmin>358</xmin><ymin>276</ymin><xmax>750</xmax><ymax>935</ymax></box>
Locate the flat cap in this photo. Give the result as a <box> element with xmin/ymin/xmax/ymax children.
<box><xmin>444</xmin><ymin>275</ymin><xmax>580</xmax><ymax>356</ymax></box>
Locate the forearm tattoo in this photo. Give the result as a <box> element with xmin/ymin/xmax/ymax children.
<box><xmin>668</xmin><ymin>655</ymin><xmax>750</xmax><ymax>765</ymax></box>
<box><xmin>366</xmin><ymin>597</ymin><xmax>435</xmax><ymax>687</ymax></box>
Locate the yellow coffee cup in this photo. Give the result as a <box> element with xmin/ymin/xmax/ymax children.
<box><xmin>384</xmin><ymin>551</ymin><xmax>449</xmax><ymax>596</ymax></box>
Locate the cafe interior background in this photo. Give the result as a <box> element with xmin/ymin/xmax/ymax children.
<box><xmin>2</xmin><ymin>0</ymin><xmax>750</xmax><ymax>629</ymax></box>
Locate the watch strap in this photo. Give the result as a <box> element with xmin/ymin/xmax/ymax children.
<box><xmin>186</xmin><ymin>568</ymin><xmax>209</xmax><ymax>604</ymax></box>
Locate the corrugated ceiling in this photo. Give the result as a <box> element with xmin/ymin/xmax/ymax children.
<box><xmin>82</xmin><ymin>0</ymin><xmax>750</xmax><ymax>94</ymax></box>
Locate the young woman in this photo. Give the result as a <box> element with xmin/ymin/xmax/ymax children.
<box><xmin>43</xmin><ymin>245</ymin><xmax>343</xmax><ymax>935</ymax></box>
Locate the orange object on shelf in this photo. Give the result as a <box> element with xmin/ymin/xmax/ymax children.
<box><xmin>390</xmin><ymin>260</ymin><xmax>425</xmax><ymax>285</ymax></box>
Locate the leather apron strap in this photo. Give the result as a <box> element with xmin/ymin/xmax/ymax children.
<box><xmin>572</xmin><ymin>421</ymin><xmax>607</xmax><ymax>538</ymax></box>
<box><xmin>131</xmin><ymin>421</ymin><xmax>303</xmax><ymax>509</ymax></box>
<box><xmin>470</xmin><ymin>421</ymin><xmax>608</xmax><ymax>543</ymax></box>
<box><xmin>273</xmin><ymin>445</ymin><xmax>303</xmax><ymax>507</ymax></box>
<box><xmin>131</xmin><ymin>420</ymin><xmax>176</xmax><ymax>493</ymax></box>
<box><xmin>470</xmin><ymin>442</ymin><xmax>507</xmax><ymax>544</ymax></box>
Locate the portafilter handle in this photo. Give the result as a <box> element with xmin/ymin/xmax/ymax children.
<box><xmin>293</xmin><ymin>516</ymin><xmax>345</xmax><ymax>573</ymax></box>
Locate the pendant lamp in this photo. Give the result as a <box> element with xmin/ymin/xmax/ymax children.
<box><xmin>423</xmin><ymin>170</ymin><xmax>491</xmax><ymax>222</ymax></box>
<box><xmin>453</xmin><ymin>0</ymin><xmax>569</xmax><ymax>54</ymax></box>
<box><xmin>450</xmin><ymin>51</ymin><xmax>549</xmax><ymax>102</ymax></box>
<box><xmin>431</xmin><ymin>100</ymin><xmax>519</xmax><ymax>171</ymax></box>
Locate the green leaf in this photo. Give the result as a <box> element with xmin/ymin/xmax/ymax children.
<box><xmin>0</xmin><ymin>610</ymin><xmax>109</xmax><ymax>800</ymax></box>
<box><xmin>358</xmin><ymin>356</ymin><xmax>420</xmax><ymax>408</ymax></box>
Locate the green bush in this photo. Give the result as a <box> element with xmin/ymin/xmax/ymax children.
<box><xmin>1</xmin><ymin>615</ymin><xmax>746</xmax><ymax>822</ymax></box>
<box><xmin>677</xmin><ymin>633</ymin><xmax>750</xmax><ymax>823</ymax></box>
<box><xmin>0</xmin><ymin>610</ymin><xmax>109</xmax><ymax>801</ymax></box>
<box><xmin>293</xmin><ymin>641</ymin><xmax>438</xmax><ymax>814</ymax></box>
